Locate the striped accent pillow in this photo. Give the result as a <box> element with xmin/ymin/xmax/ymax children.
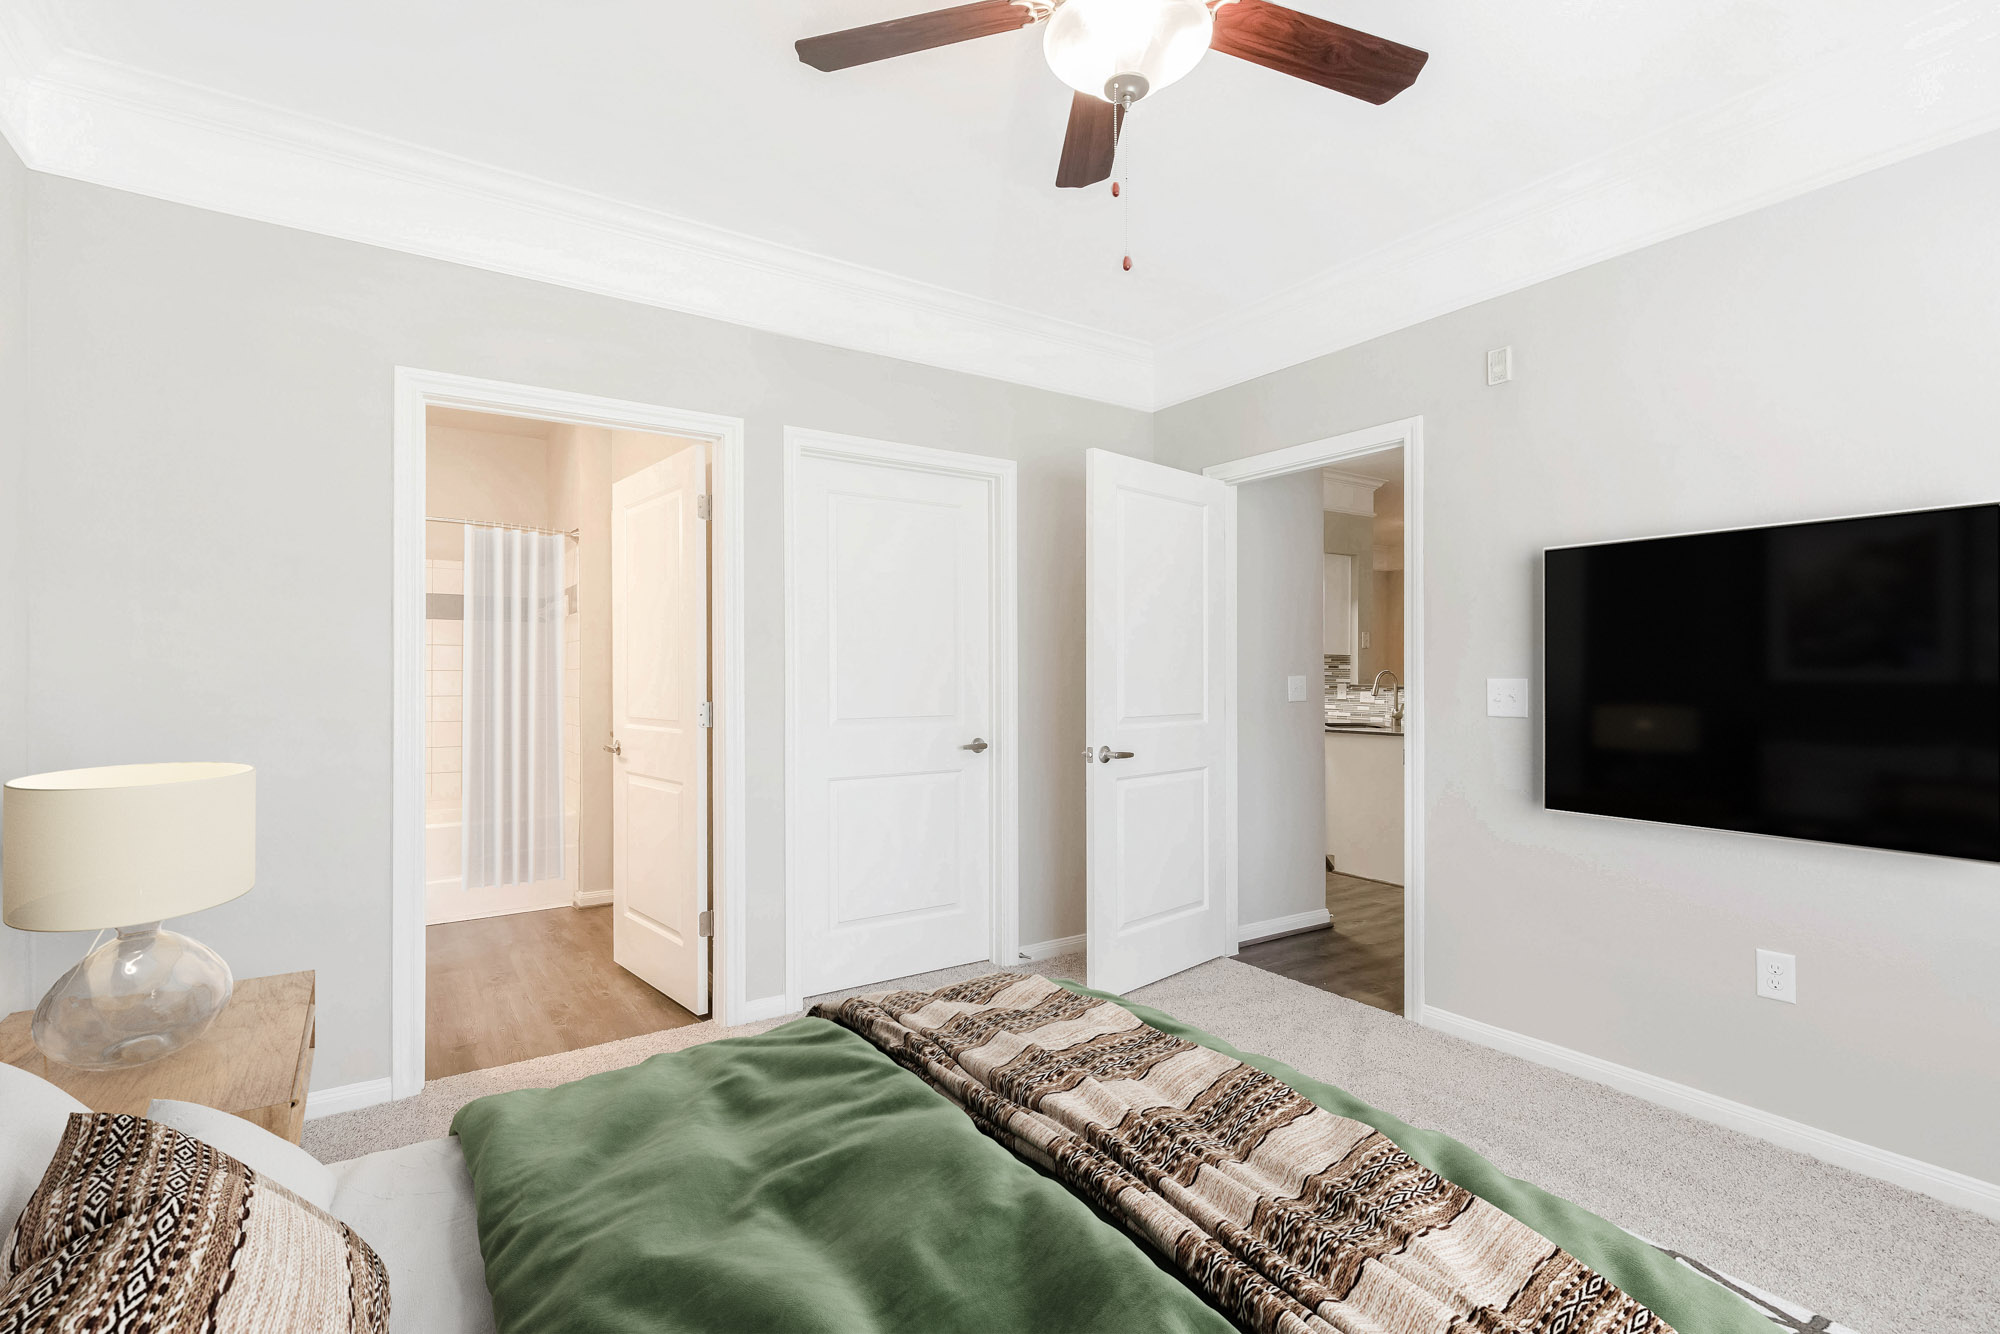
<box><xmin>0</xmin><ymin>1112</ymin><xmax>389</xmax><ymax>1332</ymax></box>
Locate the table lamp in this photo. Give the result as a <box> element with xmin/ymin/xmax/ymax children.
<box><xmin>2</xmin><ymin>762</ymin><xmax>255</xmax><ymax>1069</ymax></box>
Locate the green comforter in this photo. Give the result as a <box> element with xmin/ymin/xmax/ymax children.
<box><xmin>452</xmin><ymin>987</ymin><xmax>1770</xmax><ymax>1334</ymax></box>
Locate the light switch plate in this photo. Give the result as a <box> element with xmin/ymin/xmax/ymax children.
<box><xmin>1487</xmin><ymin>678</ymin><xmax>1530</xmax><ymax>717</ymax></box>
<box><xmin>1286</xmin><ymin>675</ymin><xmax>1309</xmax><ymax>702</ymax></box>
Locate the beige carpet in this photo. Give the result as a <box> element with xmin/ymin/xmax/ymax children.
<box><xmin>305</xmin><ymin>955</ymin><xmax>1999</xmax><ymax>1334</ymax></box>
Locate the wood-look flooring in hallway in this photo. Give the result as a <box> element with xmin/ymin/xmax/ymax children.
<box><xmin>426</xmin><ymin>904</ymin><xmax>701</xmax><ymax>1079</ymax></box>
<box><xmin>1233</xmin><ymin>871</ymin><xmax>1404</xmax><ymax>1015</ymax></box>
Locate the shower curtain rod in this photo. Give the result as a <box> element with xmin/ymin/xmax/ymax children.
<box><xmin>426</xmin><ymin>515</ymin><xmax>579</xmax><ymax>539</ymax></box>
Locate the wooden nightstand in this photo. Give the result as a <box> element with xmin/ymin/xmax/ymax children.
<box><xmin>0</xmin><ymin>971</ymin><xmax>317</xmax><ymax>1144</ymax></box>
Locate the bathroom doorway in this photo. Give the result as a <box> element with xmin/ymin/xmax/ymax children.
<box><xmin>391</xmin><ymin>373</ymin><xmax>748</xmax><ymax>1097</ymax></box>
<box><xmin>419</xmin><ymin>407</ymin><xmax>712</xmax><ymax>1077</ymax></box>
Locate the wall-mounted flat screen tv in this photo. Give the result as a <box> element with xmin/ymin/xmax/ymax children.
<box><xmin>1544</xmin><ymin>503</ymin><xmax>1999</xmax><ymax>862</ymax></box>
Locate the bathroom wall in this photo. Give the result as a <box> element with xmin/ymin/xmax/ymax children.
<box><xmin>424</xmin><ymin>410</ymin><xmax>553</xmax><ymax>556</ymax></box>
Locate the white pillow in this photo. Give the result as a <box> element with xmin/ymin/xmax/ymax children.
<box><xmin>145</xmin><ymin>1099</ymin><xmax>338</xmax><ymax>1211</ymax></box>
<box><xmin>0</xmin><ymin>1063</ymin><xmax>87</xmax><ymax>1236</ymax></box>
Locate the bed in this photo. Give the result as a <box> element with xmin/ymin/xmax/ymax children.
<box><xmin>2</xmin><ymin>975</ymin><xmax>1779</xmax><ymax>1333</ymax></box>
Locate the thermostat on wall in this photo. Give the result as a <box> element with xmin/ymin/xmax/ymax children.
<box><xmin>1486</xmin><ymin>347</ymin><xmax>1513</xmax><ymax>385</ymax></box>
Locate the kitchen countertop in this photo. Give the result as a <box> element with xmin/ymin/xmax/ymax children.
<box><xmin>1326</xmin><ymin>723</ymin><xmax>1404</xmax><ymax>735</ymax></box>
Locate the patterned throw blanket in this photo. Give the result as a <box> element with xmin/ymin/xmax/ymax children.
<box><xmin>814</xmin><ymin>973</ymin><xmax>1674</xmax><ymax>1334</ymax></box>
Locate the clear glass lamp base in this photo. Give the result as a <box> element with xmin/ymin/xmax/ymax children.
<box><xmin>31</xmin><ymin>923</ymin><xmax>234</xmax><ymax>1070</ymax></box>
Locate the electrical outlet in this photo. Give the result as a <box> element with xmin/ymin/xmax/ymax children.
<box><xmin>1286</xmin><ymin>674</ymin><xmax>1309</xmax><ymax>702</ymax></box>
<box><xmin>1756</xmin><ymin>949</ymin><xmax>1796</xmax><ymax>1004</ymax></box>
<box><xmin>1486</xmin><ymin>678</ymin><xmax>1530</xmax><ymax>718</ymax></box>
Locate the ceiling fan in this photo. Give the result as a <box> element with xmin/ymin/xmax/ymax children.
<box><xmin>795</xmin><ymin>0</ymin><xmax>1429</xmax><ymax>189</ymax></box>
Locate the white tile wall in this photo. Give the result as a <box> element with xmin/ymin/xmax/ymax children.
<box><xmin>425</xmin><ymin>561</ymin><xmax>464</xmax><ymax>814</ymax></box>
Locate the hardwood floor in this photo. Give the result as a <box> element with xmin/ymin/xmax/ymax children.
<box><xmin>1233</xmin><ymin>871</ymin><xmax>1404</xmax><ymax>1015</ymax></box>
<box><xmin>425</xmin><ymin>905</ymin><xmax>701</xmax><ymax>1079</ymax></box>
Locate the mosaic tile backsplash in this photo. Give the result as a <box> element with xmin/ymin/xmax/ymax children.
<box><xmin>1325</xmin><ymin>655</ymin><xmax>1401</xmax><ymax>728</ymax></box>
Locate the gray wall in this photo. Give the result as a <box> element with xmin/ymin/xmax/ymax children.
<box><xmin>1155</xmin><ymin>130</ymin><xmax>2000</xmax><ymax>1182</ymax></box>
<box><xmin>12</xmin><ymin>171</ymin><xmax>1151</xmax><ymax>1089</ymax></box>
<box><xmin>0</xmin><ymin>138</ymin><xmax>28</xmax><ymax>1012</ymax></box>
<box><xmin>1235</xmin><ymin>472</ymin><xmax>1327</xmax><ymax>933</ymax></box>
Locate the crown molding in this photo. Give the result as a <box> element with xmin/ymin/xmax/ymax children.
<box><xmin>1152</xmin><ymin>3</ymin><xmax>2000</xmax><ymax>408</ymax></box>
<box><xmin>0</xmin><ymin>12</ymin><xmax>1156</xmax><ymax>411</ymax></box>
<box><xmin>4</xmin><ymin>4</ymin><xmax>1999</xmax><ymax>414</ymax></box>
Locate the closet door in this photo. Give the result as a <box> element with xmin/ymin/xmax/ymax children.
<box><xmin>788</xmin><ymin>438</ymin><xmax>1003</xmax><ymax>997</ymax></box>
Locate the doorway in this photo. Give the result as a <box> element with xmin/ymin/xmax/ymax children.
<box><xmin>1234</xmin><ymin>451</ymin><xmax>1407</xmax><ymax>1014</ymax></box>
<box><xmin>1203</xmin><ymin>419</ymin><xmax>1426</xmax><ymax>1018</ymax></box>
<box><xmin>392</xmin><ymin>371</ymin><xmax>748</xmax><ymax>1098</ymax></box>
<box><xmin>782</xmin><ymin>428</ymin><xmax>1019</xmax><ymax>1007</ymax></box>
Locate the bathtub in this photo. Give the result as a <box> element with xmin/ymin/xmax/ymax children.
<box><xmin>426</xmin><ymin>799</ymin><xmax>463</xmax><ymax>903</ymax></box>
<box><xmin>425</xmin><ymin>798</ymin><xmax>579</xmax><ymax>924</ymax></box>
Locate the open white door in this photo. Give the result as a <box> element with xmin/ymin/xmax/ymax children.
<box><xmin>1085</xmin><ymin>448</ymin><xmax>1235</xmax><ymax>995</ymax></box>
<box><xmin>610</xmin><ymin>448</ymin><xmax>709</xmax><ymax>1014</ymax></box>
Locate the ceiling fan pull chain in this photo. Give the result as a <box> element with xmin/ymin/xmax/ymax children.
<box><xmin>1118</xmin><ymin>96</ymin><xmax>1133</xmax><ymax>273</ymax></box>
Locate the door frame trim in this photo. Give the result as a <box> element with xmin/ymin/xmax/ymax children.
<box><xmin>392</xmin><ymin>368</ymin><xmax>749</xmax><ymax>1099</ymax></box>
<box><xmin>781</xmin><ymin>426</ymin><xmax>1020</xmax><ymax>1012</ymax></box>
<box><xmin>1203</xmin><ymin>416</ymin><xmax>1426</xmax><ymax>1020</ymax></box>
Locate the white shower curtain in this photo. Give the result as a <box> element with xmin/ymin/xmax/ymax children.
<box><xmin>462</xmin><ymin>525</ymin><xmax>566</xmax><ymax>890</ymax></box>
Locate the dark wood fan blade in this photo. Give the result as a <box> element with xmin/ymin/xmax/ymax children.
<box><xmin>1210</xmin><ymin>0</ymin><xmax>1428</xmax><ymax>104</ymax></box>
<box><xmin>796</xmin><ymin>1</ymin><xmax>1036</xmax><ymax>72</ymax></box>
<box><xmin>1055</xmin><ymin>92</ymin><xmax>1118</xmax><ymax>188</ymax></box>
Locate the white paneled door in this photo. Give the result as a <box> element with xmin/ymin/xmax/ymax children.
<box><xmin>1085</xmin><ymin>449</ymin><xmax>1236</xmax><ymax>995</ymax></box>
<box><xmin>610</xmin><ymin>448</ymin><xmax>710</xmax><ymax>1014</ymax></box>
<box><xmin>790</xmin><ymin>439</ymin><xmax>1005</xmax><ymax>997</ymax></box>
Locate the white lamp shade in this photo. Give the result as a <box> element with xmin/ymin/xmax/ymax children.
<box><xmin>1043</xmin><ymin>0</ymin><xmax>1215</xmax><ymax>100</ymax></box>
<box><xmin>2</xmin><ymin>763</ymin><xmax>255</xmax><ymax>932</ymax></box>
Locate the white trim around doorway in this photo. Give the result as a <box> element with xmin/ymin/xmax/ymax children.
<box><xmin>781</xmin><ymin>426</ymin><xmax>1020</xmax><ymax>1014</ymax></box>
<box><xmin>1203</xmin><ymin>416</ymin><xmax>1426</xmax><ymax>1019</ymax></box>
<box><xmin>392</xmin><ymin>368</ymin><xmax>750</xmax><ymax>1099</ymax></box>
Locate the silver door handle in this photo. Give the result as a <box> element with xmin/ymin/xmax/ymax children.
<box><xmin>961</xmin><ymin>738</ymin><xmax>989</xmax><ymax>753</ymax></box>
<box><xmin>604</xmin><ymin>739</ymin><xmax>622</xmax><ymax>756</ymax></box>
<box><xmin>1097</xmin><ymin>746</ymin><xmax>1135</xmax><ymax>763</ymax></box>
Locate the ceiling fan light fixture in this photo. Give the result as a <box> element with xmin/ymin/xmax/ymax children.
<box><xmin>1043</xmin><ymin>0</ymin><xmax>1214</xmax><ymax>103</ymax></box>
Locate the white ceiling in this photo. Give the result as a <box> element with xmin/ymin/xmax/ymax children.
<box><xmin>5</xmin><ymin>1</ymin><xmax>1998</xmax><ymax>408</ymax></box>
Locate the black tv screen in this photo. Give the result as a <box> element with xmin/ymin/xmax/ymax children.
<box><xmin>1544</xmin><ymin>503</ymin><xmax>1999</xmax><ymax>862</ymax></box>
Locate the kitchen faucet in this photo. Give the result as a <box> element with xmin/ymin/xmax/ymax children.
<box><xmin>1370</xmin><ymin>670</ymin><xmax>1405</xmax><ymax>730</ymax></box>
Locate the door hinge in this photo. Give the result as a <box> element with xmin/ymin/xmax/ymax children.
<box><xmin>696</xmin><ymin>494</ymin><xmax>712</xmax><ymax>521</ymax></box>
<box><xmin>697</xmin><ymin>910</ymin><xmax>714</xmax><ymax>938</ymax></box>
<box><xmin>697</xmin><ymin>701</ymin><xmax>714</xmax><ymax>727</ymax></box>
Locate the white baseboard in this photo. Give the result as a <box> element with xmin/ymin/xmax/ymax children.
<box><xmin>733</xmin><ymin>993</ymin><xmax>798</xmax><ymax>1024</ymax></box>
<box><xmin>572</xmin><ymin>887</ymin><xmax>613</xmax><ymax>908</ymax></box>
<box><xmin>303</xmin><ymin>1078</ymin><xmax>394</xmax><ymax>1121</ymax></box>
<box><xmin>1420</xmin><ymin>1006</ymin><xmax>2000</xmax><ymax>1222</ymax></box>
<box><xmin>1018</xmin><ymin>933</ymin><xmax>1087</xmax><ymax>962</ymax></box>
<box><xmin>1237</xmin><ymin>908</ymin><xmax>1332</xmax><ymax>947</ymax></box>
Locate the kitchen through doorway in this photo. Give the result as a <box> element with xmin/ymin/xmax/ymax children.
<box><xmin>1235</xmin><ymin>447</ymin><xmax>1408</xmax><ymax>1015</ymax></box>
